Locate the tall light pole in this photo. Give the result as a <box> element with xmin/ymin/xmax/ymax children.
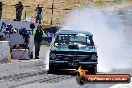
<box><xmin>51</xmin><ymin>0</ymin><xmax>55</xmax><ymax>25</ymax></box>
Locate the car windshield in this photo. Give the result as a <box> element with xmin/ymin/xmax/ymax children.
<box><xmin>54</xmin><ymin>34</ymin><xmax>94</xmax><ymax>46</ymax></box>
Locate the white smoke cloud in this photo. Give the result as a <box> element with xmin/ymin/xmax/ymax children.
<box><xmin>61</xmin><ymin>7</ymin><xmax>132</xmax><ymax>72</ymax></box>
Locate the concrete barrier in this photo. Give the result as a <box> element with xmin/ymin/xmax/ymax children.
<box><xmin>0</xmin><ymin>41</ymin><xmax>10</xmax><ymax>63</ymax></box>
<box><xmin>0</xmin><ymin>20</ymin><xmax>38</xmax><ymax>31</ymax></box>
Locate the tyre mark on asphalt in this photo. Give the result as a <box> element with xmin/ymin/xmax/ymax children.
<box><xmin>9</xmin><ymin>74</ymin><xmax>74</xmax><ymax>88</ymax></box>
<box><xmin>39</xmin><ymin>75</ymin><xmax>73</xmax><ymax>83</ymax></box>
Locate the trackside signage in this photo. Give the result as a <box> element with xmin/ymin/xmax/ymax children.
<box><xmin>76</xmin><ymin>66</ymin><xmax>131</xmax><ymax>85</ymax></box>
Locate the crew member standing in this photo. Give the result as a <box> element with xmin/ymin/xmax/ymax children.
<box><xmin>35</xmin><ymin>4</ymin><xmax>43</xmax><ymax>24</ymax></box>
<box><xmin>0</xmin><ymin>1</ymin><xmax>2</xmax><ymax>20</ymax></box>
<box><xmin>30</xmin><ymin>22</ymin><xmax>35</xmax><ymax>34</ymax></box>
<box><xmin>15</xmin><ymin>1</ymin><xmax>23</xmax><ymax>21</ymax></box>
<box><xmin>7</xmin><ymin>23</ymin><xmax>13</xmax><ymax>33</ymax></box>
<box><xmin>33</xmin><ymin>25</ymin><xmax>45</xmax><ymax>59</ymax></box>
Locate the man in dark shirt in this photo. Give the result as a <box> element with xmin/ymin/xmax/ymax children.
<box><xmin>33</xmin><ymin>25</ymin><xmax>45</xmax><ymax>59</ymax></box>
<box><xmin>15</xmin><ymin>1</ymin><xmax>23</xmax><ymax>21</ymax></box>
<box><xmin>0</xmin><ymin>1</ymin><xmax>2</xmax><ymax>20</ymax></box>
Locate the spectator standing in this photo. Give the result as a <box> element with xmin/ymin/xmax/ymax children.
<box><xmin>15</xmin><ymin>1</ymin><xmax>23</xmax><ymax>21</ymax></box>
<box><xmin>30</xmin><ymin>22</ymin><xmax>35</xmax><ymax>34</ymax></box>
<box><xmin>1</xmin><ymin>22</ymin><xmax>6</xmax><ymax>32</ymax></box>
<box><xmin>35</xmin><ymin>4</ymin><xmax>43</xmax><ymax>24</ymax></box>
<box><xmin>0</xmin><ymin>1</ymin><xmax>2</xmax><ymax>20</ymax></box>
<box><xmin>6</xmin><ymin>24</ymin><xmax>13</xmax><ymax>33</ymax></box>
<box><xmin>24</xmin><ymin>31</ymin><xmax>30</xmax><ymax>47</ymax></box>
<box><xmin>33</xmin><ymin>25</ymin><xmax>45</xmax><ymax>59</ymax></box>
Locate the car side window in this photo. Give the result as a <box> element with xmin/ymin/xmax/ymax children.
<box><xmin>87</xmin><ymin>37</ymin><xmax>90</xmax><ymax>44</ymax></box>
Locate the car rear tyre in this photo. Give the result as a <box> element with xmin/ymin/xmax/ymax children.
<box><xmin>89</xmin><ymin>65</ymin><xmax>97</xmax><ymax>74</ymax></box>
<box><xmin>48</xmin><ymin>64</ymin><xmax>56</xmax><ymax>74</ymax></box>
<box><xmin>84</xmin><ymin>65</ymin><xmax>97</xmax><ymax>74</ymax></box>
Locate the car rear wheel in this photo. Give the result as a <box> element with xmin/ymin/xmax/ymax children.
<box><xmin>83</xmin><ymin>65</ymin><xmax>97</xmax><ymax>74</ymax></box>
<box><xmin>48</xmin><ymin>64</ymin><xmax>57</xmax><ymax>74</ymax></box>
<box><xmin>89</xmin><ymin>65</ymin><xmax>97</xmax><ymax>74</ymax></box>
<box><xmin>48</xmin><ymin>64</ymin><xmax>58</xmax><ymax>74</ymax></box>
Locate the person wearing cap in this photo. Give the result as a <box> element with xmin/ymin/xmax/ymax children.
<box><xmin>35</xmin><ymin>4</ymin><xmax>43</xmax><ymax>24</ymax></box>
<box><xmin>33</xmin><ymin>25</ymin><xmax>45</xmax><ymax>59</ymax></box>
<box><xmin>7</xmin><ymin>23</ymin><xmax>13</xmax><ymax>33</ymax></box>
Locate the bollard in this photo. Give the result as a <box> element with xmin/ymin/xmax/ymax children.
<box><xmin>8</xmin><ymin>48</ymin><xmax>11</xmax><ymax>63</ymax></box>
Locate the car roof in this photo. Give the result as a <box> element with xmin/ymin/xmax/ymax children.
<box><xmin>56</xmin><ymin>30</ymin><xmax>93</xmax><ymax>36</ymax></box>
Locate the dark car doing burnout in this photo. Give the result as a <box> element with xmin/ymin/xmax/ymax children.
<box><xmin>49</xmin><ymin>30</ymin><xmax>98</xmax><ymax>74</ymax></box>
